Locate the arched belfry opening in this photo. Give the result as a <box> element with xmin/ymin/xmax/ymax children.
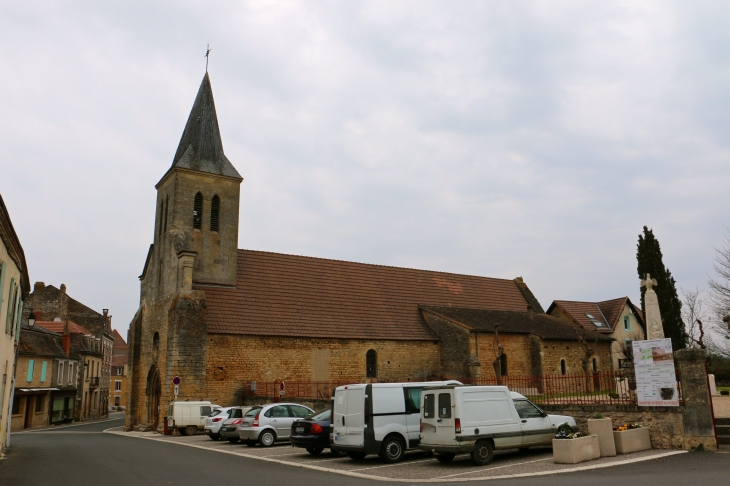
<box><xmin>146</xmin><ymin>365</ymin><xmax>161</xmax><ymax>429</ymax></box>
<box><xmin>210</xmin><ymin>195</ymin><xmax>220</xmax><ymax>232</ymax></box>
<box><xmin>193</xmin><ymin>192</ymin><xmax>203</xmax><ymax>229</ymax></box>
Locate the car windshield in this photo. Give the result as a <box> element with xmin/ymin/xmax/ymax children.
<box><xmin>244</xmin><ymin>407</ymin><xmax>262</xmax><ymax>418</ymax></box>
<box><xmin>305</xmin><ymin>409</ymin><xmax>331</xmax><ymax>421</ymax></box>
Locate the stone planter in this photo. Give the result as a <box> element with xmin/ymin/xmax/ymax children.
<box><xmin>613</xmin><ymin>427</ymin><xmax>651</xmax><ymax>454</ymax></box>
<box><xmin>587</xmin><ymin>417</ymin><xmax>616</xmax><ymax>457</ymax></box>
<box><xmin>552</xmin><ymin>435</ymin><xmax>600</xmax><ymax>464</ymax></box>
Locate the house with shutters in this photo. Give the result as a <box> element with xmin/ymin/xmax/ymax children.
<box><xmin>125</xmin><ymin>73</ymin><xmax>612</xmax><ymax>432</ymax></box>
<box><xmin>547</xmin><ymin>297</ymin><xmax>645</xmax><ymax>370</ymax></box>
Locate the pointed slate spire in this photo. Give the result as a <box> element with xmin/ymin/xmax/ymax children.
<box><xmin>170</xmin><ymin>73</ymin><xmax>242</xmax><ymax>180</ymax></box>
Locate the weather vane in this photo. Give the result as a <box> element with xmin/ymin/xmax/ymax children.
<box><xmin>205</xmin><ymin>44</ymin><xmax>212</xmax><ymax>72</ymax></box>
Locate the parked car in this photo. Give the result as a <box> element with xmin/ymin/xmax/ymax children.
<box><xmin>218</xmin><ymin>407</ymin><xmax>254</xmax><ymax>443</ymax></box>
<box><xmin>167</xmin><ymin>401</ymin><xmax>222</xmax><ymax>436</ymax></box>
<box><xmin>291</xmin><ymin>408</ymin><xmax>346</xmax><ymax>456</ymax></box>
<box><xmin>332</xmin><ymin>381</ymin><xmax>461</xmax><ymax>463</ymax></box>
<box><xmin>418</xmin><ymin>385</ymin><xmax>578</xmax><ymax>466</ymax></box>
<box><xmin>205</xmin><ymin>407</ymin><xmax>236</xmax><ymax>440</ymax></box>
<box><xmin>238</xmin><ymin>403</ymin><xmax>314</xmax><ymax>447</ymax></box>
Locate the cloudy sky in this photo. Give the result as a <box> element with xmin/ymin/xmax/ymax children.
<box><xmin>1</xmin><ymin>1</ymin><xmax>729</xmax><ymax>335</ymax></box>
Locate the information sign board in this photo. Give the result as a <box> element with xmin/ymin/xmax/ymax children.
<box><xmin>632</xmin><ymin>338</ymin><xmax>679</xmax><ymax>407</ymax></box>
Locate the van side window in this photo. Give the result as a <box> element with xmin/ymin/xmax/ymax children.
<box><xmin>200</xmin><ymin>406</ymin><xmax>212</xmax><ymax>416</ymax></box>
<box><xmin>513</xmin><ymin>400</ymin><xmax>543</xmax><ymax>419</ymax></box>
<box><xmin>438</xmin><ymin>393</ymin><xmax>451</xmax><ymax>418</ymax></box>
<box><xmin>403</xmin><ymin>388</ymin><xmax>422</xmax><ymax>414</ymax></box>
<box><xmin>423</xmin><ymin>394</ymin><xmax>435</xmax><ymax>418</ymax></box>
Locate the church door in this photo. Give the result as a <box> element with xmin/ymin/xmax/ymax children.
<box><xmin>146</xmin><ymin>366</ymin><xmax>161</xmax><ymax>429</ymax></box>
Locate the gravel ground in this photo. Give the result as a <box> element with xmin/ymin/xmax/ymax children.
<box><xmin>712</xmin><ymin>396</ymin><xmax>730</xmax><ymax>417</ymax></box>
<box><xmin>108</xmin><ymin>430</ymin><xmax>683</xmax><ymax>481</ymax></box>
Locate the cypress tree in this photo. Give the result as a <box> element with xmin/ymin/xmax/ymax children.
<box><xmin>637</xmin><ymin>226</ymin><xmax>686</xmax><ymax>350</ymax></box>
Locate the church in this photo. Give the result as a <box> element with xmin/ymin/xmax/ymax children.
<box><xmin>125</xmin><ymin>74</ymin><xmax>611</xmax><ymax>431</ymax></box>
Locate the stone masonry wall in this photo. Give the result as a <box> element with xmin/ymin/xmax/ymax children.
<box><xmin>541</xmin><ymin>340</ymin><xmax>612</xmax><ymax>375</ymax></box>
<box><xmin>205</xmin><ymin>334</ymin><xmax>441</xmax><ymax>406</ymax></box>
<box><xmin>420</xmin><ymin>312</ymin><xmax>470</xmax><ymax>378</ymax></box>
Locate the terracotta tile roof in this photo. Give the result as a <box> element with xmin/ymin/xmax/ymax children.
<box><xmin>36</xmin><ymin>320</ymin><xmax>92</xmax><ymax>335</ymax></box>
<box><xmin>112</xmin><ymin>355</ymin><xmax>128</xmax><ymax>367</ymax></box>
<box><xmin>112</xmin><ymin>329</ymin><xmax>128</xmax><ymax>349</ymax></box>
<box><xmin>199</xmin><ymin>250</ymin><xmax>538</xmax><ymax>341</ymax></box>
<box><xmin>548</xmin><ymin>297</ymin><xmax>644</xmax><ymax>333</ymax></box>
<box><xmin>18</xmin><ymin>328</ymin><xmax>67</xmax><ymax>357</ymax></box>
<box><xmin>421</xmin><ymin>306</ymin><xmax>612</xmax><ymax>341</ymax></box>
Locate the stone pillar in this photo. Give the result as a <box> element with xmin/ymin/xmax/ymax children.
<box><xmin>675</xmin><ymin>348</ymin><xmax>716</xmax><ymax>450</ymax></box>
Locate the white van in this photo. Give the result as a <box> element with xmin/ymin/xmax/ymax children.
<box><xmin>418</xmin><ymin>385</ymin><xmax>577</xmax><ymax>465</ymax></box>
<box><xmin>167</xmin><ymin>401</ymin><xmax>221</xmax><ymax>436</ymax></box>
<box><xmin>331</xmin><ymin>381</ymin><xmax>460</xmax><ymax>463</ymax></box>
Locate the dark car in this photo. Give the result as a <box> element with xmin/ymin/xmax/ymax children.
<box><xmin>290</xmin><ymin>409</ymin><xmax>345</xmax><ymax>456</ymax></box>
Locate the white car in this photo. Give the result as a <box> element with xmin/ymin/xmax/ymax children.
<box><xmin>204</xmin><ymin>407</ymin><xmax>235</xmax><ymax>440</ymax></box>
<box><xmin>237</xmin><ymin>403</ymin><xmax>314</xmax><ymax>447</ymax></box>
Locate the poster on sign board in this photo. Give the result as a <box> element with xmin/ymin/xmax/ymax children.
<box><xmin>632</xmin><ymin>338</ymin><xmax>679</xmax><ymax>407</ymax></box>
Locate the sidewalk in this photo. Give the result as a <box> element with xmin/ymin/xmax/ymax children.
<box><xmin>12</xmin><ymin>412</ymin><xmax>125</xmax><ymax>434</ymax></box>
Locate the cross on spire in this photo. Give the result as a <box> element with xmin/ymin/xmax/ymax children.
<box><xmin>205</xmin><ymin>44</ymin><xmax>211</xmax><ymax>72</ymax></box>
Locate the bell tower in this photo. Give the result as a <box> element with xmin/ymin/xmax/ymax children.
<box><xmin>143</xmin><ymin>73</ymin><xmax>243</xmax><ymax>298</ymax></box>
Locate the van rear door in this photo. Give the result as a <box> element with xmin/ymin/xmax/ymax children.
<box><xmin>333</xmin><ymin>388</ymin><xmax>348</xmax><ymax>446</ymax></box>
<box><xmin>421</xmin><ymin>389</ymin><xmax>456</xmax><ymax>444</ymax></box>
<box><xmin>344</xmin><ymin>387</ymin><xmax>365</xmax><ymax>446</ymax></box>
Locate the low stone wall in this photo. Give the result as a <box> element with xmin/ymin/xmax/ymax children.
<box><xmin>541</xmin><ymin>403</ymin><xmax>715</xmax><ymax>451</ymax></box>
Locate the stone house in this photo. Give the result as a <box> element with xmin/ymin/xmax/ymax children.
<box><xmin>126</xmin><ymin>73</ymin><xmax>610</xmax><ymax>431</ymax></box>
<box><xmin>25</xmin><ymin>284</ymin><xmax>114</xmax><ymax>417</ymax></box>
<box><xmin>0</xmin><ymin>194</ymin><xmax>30</xmax><ymax>451</ymax></box>
<box><xmin>110</xmin><ymin>330</ymin><xmax>128</xmax><ymax>409</ymax></box>
<box><xmin>11</xmin><ymin>325</ymin><xmax>73</xmax><ymax>430</ymax></box>
<box><xmin>547</xmin><ymin>297</ymin><xmax>645</xmax><ymax>370</ymax></box>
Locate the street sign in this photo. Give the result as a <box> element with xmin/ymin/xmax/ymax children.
<box><xmin>279</xmin><ymin>381</ymin><xmax>285</xmax><ymax>396</ymax></box>
<box><xmin>174</xmin><ymin>385</ymin><xmax>179</xmax><ymax>397</ymax></box>
<box><xmin>172</xmin><ymin>376</ymin><xmax>181</xmax><ymax>386</ymax></box>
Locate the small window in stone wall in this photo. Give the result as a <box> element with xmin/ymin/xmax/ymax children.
<box><xmin>560</xmin><ymin>359</ymin><xmax>566</xmax><ymax>375</ymax></box>
<box><xmin>593</xmin><ymin>358</ymin><xmax>598</xmax><ymax>372</ymax></box>
<box><xmin>193</xmin><ymin>192</ymin><xmax>203</xmax><ymax>229</ymax></box>
<box><xmin>366</xmin><ymin>349</ymin><xmax>377</xmax><ymax>378</ymax></box>
<box><xmin>500</xmin><ymin>354</ymin><xmax>508</xmax><ymax>376</ymax></box>
<box><xmin>210</xmin><ymin>195</ymin><xmax>220</xmax><ymax>232</ymax></box>
<box><xmin>152</xmin><ymin>332</ymin><xmax>160</xmax><ymax>361</ymax></box>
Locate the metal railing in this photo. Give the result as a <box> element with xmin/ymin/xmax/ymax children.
<box><xmin>242</xmin><ymin>371</ymin><xmax>682</xmax><ymax>406</ymax></box>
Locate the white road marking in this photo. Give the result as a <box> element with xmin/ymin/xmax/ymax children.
<box><xmin>350</xmin><ymin>458</ymin><xmax>436</xmax><ymax>471</ymax></box>
<box><xmin>103</xmin><ymin>431</ymin><xmax>687</xmax><ymax>483</ymax></box>
<box><xmin>433</xmin><ymin>457</ymin><xmax>552</xmax><ymax>479</ymax></box>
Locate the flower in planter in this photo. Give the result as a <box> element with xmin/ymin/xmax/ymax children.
<box><xmin>554</xmin><ymin>422</ymin><xmax>586</xmax><ymax>439</ymax></box>
<box><xmin>613</xmin><ymin>423</ymin><xmax>643</xmax><ymax>431</ymax></box>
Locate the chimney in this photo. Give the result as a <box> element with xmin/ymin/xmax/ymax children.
<box><xmin>60</xmin><ymin>283</ymin><xmax>67</xmax><ymax>293</ymax></box>
<box><xmin>34</xmin><ymin>281</ymin><xmax>45</xmax><ymax>292</ymax></box>
<box><xmin>103</xmin><ymin>309</ymin><xmax>109</xmax><ymax>329</ymax></box>
<box><xmin>62</xmin><ymin>320</ymin><xmax>71</xmax><ymax>357</ymax></box>
<box><xmin>527</xmin><ymin>305</ymin><xmax>534</xmax><ymax>320</ymax></box>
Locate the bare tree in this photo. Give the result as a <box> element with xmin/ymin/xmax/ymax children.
<box><xmin>708</xmin><ymin>231</ymin><xmax>730</xmax><ymax>357</ymax></box>
<box><xmin>571</xmin><ymin>324</ymin><xmax>598</xmax><ymax>392</ymax></box>
<box><xmin>681</xmin><ymin>287</ymin><xmax>708</xmax><ymax>349</ymax></box>
<box><xmin>492</xmin><ymin>324</ymin><xmax>504</xmax><ymax>386</ymax></box>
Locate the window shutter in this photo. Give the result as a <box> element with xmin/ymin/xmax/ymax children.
<box><xmin>12</xmin><ymin>288</ymin><xmax>22</xmax><ymax>337</ymax></box>
<box><xmin>5</xmin><ymin>278</ymin><xmax>15</xmax><ymax>334</ymax></box>
<box><xmin>0</xmin><ymin>261</ymin><xmax>6</xmax><ymax>318</ymax></box>
<box><xmin>27</xmin><ymin>359</ymin><xmax>35</xmax><ymax>382</ymax></box>
<box><xmin>40</xmin><ymin>361</ymin><xmax>48</xmax><ymax>382</ymax></box>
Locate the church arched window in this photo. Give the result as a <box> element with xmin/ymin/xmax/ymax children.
<box><xmin>210</xmin><ymin>195</ymin><xmax>220</xmax><ymax>232</ymax></box>
<box><xmin>193</xmin><ymin>192</ymin><xmax>203</xmax><ymax>229</ymax></box>
<box><xmin>560</xmin><ymin>359</ymin><xmax>566</xmax><ymax>375</ymax></box>
<box><xmin>366</xmin><ymin>349</ymin><xmax>377</xmax><ymax>378</ymax></box>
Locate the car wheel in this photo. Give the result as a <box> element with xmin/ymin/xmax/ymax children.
<box><xmin>471</xmin><ymin>440</ymin><xmax>494</xmax><ymax>466</ymax></box>
<box><xmin>184</xmin><ymin>425</ymin><xmax>197</xmax><ymax>436</ymax></box>
<box><xmin>245</xmin><ymin>439</ymin><xmax>257</xmax><ymax>446</ymax></box>
<box><xmin>178</xmin><ymin>427</ymin><xmax>187</xmax><ymax>436</ymax></box>
<box><xmin>306</xmin><ymin>447</ymin><xmax>324</xmax><ymax>455</ymax></box>
<box><xmin>227</xmin><ymin>437</ymin><xmax>240</xmax><ymax>444</ymax></box>
<box><xmin>330</xmin><ymin>448</ymin><xmax>347</xmax><ymax>457</ymax></box>
<box><xmin>436</xmin><ymin>453</ymin><xmax>456</xmax><ymax>463</ymax></box>
<box><xmin>259</xmin><ymin>430</ymin><xmax>276</xmax><ymax>447</ymax></box>
<box><xmin>379</xmin><ymin>435</ymin><xmax>405</xmax><ymax>463</ymax></box>
<box><xmin>347</xmin><ymin>452</ymin><xmax>367</xmax><ymax>460</ymax></box>
<box><xmin>518</xmin><ymin>447</ymin><xmax>530</xmax><ymax>453</ymax></box>
<box><xmin>209</xmin><ymin>433</ymin><xmax>220</xmax><ymax>441</ymax></box>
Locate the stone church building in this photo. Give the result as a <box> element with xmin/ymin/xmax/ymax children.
<box><xmin>126</xmin><ymin>74</ymin><xmax>610</xmax><ymax>431</ymax></box>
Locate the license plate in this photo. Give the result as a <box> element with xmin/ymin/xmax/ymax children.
<box><xmin>296</xmin><ymin>427</ymin><xmax>305</xmax><ymax>433</ymax></box>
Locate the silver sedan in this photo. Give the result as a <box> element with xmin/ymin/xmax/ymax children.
<box><xmin>237</xmin><ymin>403</ymin><xmax>314</xmax><ymax>447</ymax></box>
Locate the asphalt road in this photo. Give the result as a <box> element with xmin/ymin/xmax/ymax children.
<box><xmin>1</xmin><ymin>416</ymin><xmax>729</xmax><ymax>486</ymax></box>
